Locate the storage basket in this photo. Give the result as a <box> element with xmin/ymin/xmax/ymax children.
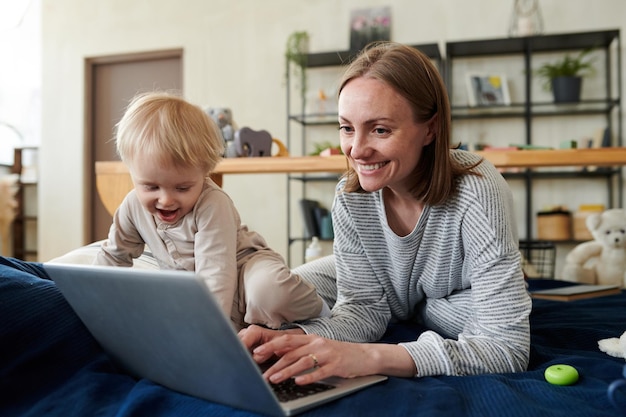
<box><xmin>573</xmin><ymin>204</ymin><xmax>604</xmax><ymax>241</ymax></box>
<box><xmin>537</xmin><ymin>210</ymin><xmax>571</xmax><ymax>241</ymax></box>
<box><xmin>519</xmin><ymin>240</ymin><xmax>556</xmax><ymax>279</ymax></box>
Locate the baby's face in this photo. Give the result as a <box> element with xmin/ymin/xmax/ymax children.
<box><xmin>129</xmin><ymin>155</ymin><xmax>206</xmax><ymax>224</ymax></box>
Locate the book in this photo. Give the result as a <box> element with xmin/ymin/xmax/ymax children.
<box><xmin>299</xmin><ymin>199</ymin><xmax>320</xmax><ymax>239</ymax></box>
<box><xmin>530</xmin><ymin>284</ymin><xmax>621</xmax><ymax>302</ymax></box>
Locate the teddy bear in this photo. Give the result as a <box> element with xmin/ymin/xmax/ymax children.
<box><xmin>599</xmin><ymin>330</ymin><xmax>626</xmax><ymax>359</ymax></box>
<box><xmin>204</xmin><ymin>107</ymin><xmax>238</xmax><ymax>158</ymax></box>
<box><xmin>561</xmin><ymin>208</ymin><xmax>626</xmax><ymax>288</ymax></box>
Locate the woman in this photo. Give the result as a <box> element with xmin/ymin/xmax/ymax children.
<box><xmin>239</xmin><ymin>42</ymin><xmax>531</xmax><ymax>385</ymax></box>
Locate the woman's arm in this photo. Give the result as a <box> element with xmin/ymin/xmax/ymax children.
<box><xmin>296</xmin><ymin>190</ymin><xmax>393</xmax><ymax>343</ymax></box>
<box><xmin>401</xmin><ymin>251</ymin><xmax>531</xmax><ymax>376</ymax></box>
<box><xmin>239</xmin><ymin>325</ymin><xmax>416</xmax><ymax>384</ymax></box>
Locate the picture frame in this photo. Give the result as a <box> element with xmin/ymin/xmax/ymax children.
<box><xmin>465</xmin><ymin>74</ymin><xmax>511</xmax><ymax>107</ymax></box>
<box><xmin>349</xmin><ymin>6</ymin><xmax>391</xmax><ymax>52</ymax></box>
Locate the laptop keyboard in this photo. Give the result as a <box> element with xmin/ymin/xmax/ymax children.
<box><xmin>271</xmin><ymin>378</ymin><xmax>336</xmax><ymax>402</ymax></box>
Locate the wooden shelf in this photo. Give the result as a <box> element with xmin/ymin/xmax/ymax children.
<box><xmin>95</xmin><ymin>148</ymin><xmax>626</xmax><ymax>217</ymax></box>
<box><xmin>96</xmin><ymin>147</ymin><xmax>626</xmax><ymax>175</ymax></box>
<box><xmin>474</xmin><ymin>148</ymin><xmax>626</xmax><ymax>168</ymax></box>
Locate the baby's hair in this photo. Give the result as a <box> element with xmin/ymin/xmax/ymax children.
<box><xmin>116</xmin><ymin>91</ymin><xmax>224</xmax><ymax>174</ymax></box>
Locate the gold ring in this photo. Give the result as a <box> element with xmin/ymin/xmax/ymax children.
<box><xmin>309</xmin><ymin>353</ymin><xmax>319</xmax><ymax>368</ymax></box>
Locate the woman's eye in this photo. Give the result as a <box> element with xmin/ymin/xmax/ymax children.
<box><xmin>339</xmin><ymin>125</ymin><xmax>353</xmax><ymax>133</ymax></box>
<box><xmin>374</xmin><ymin>128</ymin><xmax>388</xmax><ymax>135</ymax></box>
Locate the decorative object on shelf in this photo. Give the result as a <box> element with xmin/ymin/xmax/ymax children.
<box><xmin>298</xmin><ymin>199</ymin><xmax>332</xmax><ymax>241</ymax></box>
<box><xmin>310</xmin><ymin>141</ymin><xmax>342</xmax><ymax>156</ymax></box>
<box><xmin>533</xmin><ymin>48</ymin><xmax>595</xmax><ymax>103</ymax></box>
<box><xmin>536</xmin><ymin>206</ymin><xmax>571</xmax><ymax>241</ymax></box>
<box><xmin>205</xmin><ymin>107</ymin><xmax>237</xmax><ymax>158</ymax></box>
<box><xmin>304</xmin><ymin>236</ymin><xmax>323</xmax><ymax>263</ymax></box>
<box><xmin>270</xmin><ymin>138</ymin><xmax>289</xmax><ymax>157</ymax></box>
<box><xmin>465</xmin><ymin>74</ymin><xmax>511</xmax><ymax>107</ymax></box>
<box><xmin>307</xmin><ymin>88</ymin><xmax>338</xmax><ymax>116</ymax></box>
<box><xmin>234</xmin><ymin>127</ymin><xmax>272</xmax><ymax>157</ymax></box>
<box><xmin>562</xmin><ymin>208</ymin><xmax>626</xmax><ymax>288</ymax></box>
<box><xmin>573</xmin><ymin>204</ymin><xmax>605</xmax><ymax>241</ymax></box>
<box><xmin>508</xmin><ymin>0</ymin><xmax>544</xmax><ymax>37</ymax></box>
<box><xmin>233</xmin><ymin>128</ymin><xmax>289</xmax><ymax>158</ymax></box>
<box><xmin>299</xmin><ymin>199</ymin><xmax>322</xmax><ymax>239</ymax></box>
<box><xmin>349</xmin><ymin>6</ymin><xmax>391</xmax><ymax>52</ymax></box>
<box><xmin>285</xmin><ymin>31</ymin><xmax>310</xmax><ymax>99</ymax></box>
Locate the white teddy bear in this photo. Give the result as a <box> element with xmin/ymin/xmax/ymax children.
<box><xmin>561</xmin><ymin>208</ymin><xmax>626</xmax><ymax>288</ymax></box>
<box><xmin>599</xmin><ymin>331</ymin><xmax>626</xmax><ymax>360</ymax></box>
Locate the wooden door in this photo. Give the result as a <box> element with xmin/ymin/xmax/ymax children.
<box><xmin>85</xmin><ymin>49</ymin><xmax>183</xmax><ymax>243</ymax></box>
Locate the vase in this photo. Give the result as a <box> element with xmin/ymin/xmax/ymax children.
<box><xmin>552</xmin><ymin>76</ymin><xmax>582</xmax><ymax>103</ymax></box>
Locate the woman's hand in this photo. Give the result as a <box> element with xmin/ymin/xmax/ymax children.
<box><xmin>242</xmin><ymin>330</ymin><xmax>418</xmax><ymax>385</ymax></box>
<box><xmin>238</xmin><ymin>324</ymin><xmax>304</xmax><ymax>363</ymax></box>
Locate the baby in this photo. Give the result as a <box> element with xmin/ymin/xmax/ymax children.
<box><xmin>94</xmin><ymin>91</ymin><xmax>328</xmax><ymax>330</ymax></box>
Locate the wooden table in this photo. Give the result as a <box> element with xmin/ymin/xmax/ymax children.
<box><xmin>95</xmin><ymin>148</ymin><xmax>626</xmax><ymax>216</ymax></box>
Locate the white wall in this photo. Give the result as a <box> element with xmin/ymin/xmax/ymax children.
<box><xmin>0</xmin><ymin>0</ymin><xmax>40</xmax><ymax>160</ymax></box>
<box><xmin>39</xmin><ymin>0</ymin><xmax>626</xmax><ymax>265</ymax></box>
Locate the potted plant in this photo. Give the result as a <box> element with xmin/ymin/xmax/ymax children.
<box><xmin>285</xmin><ymin>31</ymin><xmax>310</xmax><ymax>99</ymax></box>
<box><xmin>534</xmin><ymin>48</ymin><xmax>595</xmax><ymax>103</ymax></box>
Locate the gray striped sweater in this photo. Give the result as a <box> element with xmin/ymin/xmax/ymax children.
<box><xmin>297</xmin><ymin>150</ymin><xmax>531</xmax><ymax>377</ymax></box>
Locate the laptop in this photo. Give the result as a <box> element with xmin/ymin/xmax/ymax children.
<box><xmin>44</xmin><ymin>263</ymin><xmax>387</xmax><ymax>416</ymax></box>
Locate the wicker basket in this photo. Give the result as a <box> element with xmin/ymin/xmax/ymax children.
<box><xmin>573</xmin><ymin>205</ymin><xmax>604</xmax><ymax>241</ymax></box>
<box><xmin>537</xmin><ymin>210</ymin><xmax>571</xmax><ymax>241</ymax></box>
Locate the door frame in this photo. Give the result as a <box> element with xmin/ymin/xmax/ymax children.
<box><xmin>84</xmin><ymin>48</ymin><xmax>183</xmax><ymax>244</ymax></box>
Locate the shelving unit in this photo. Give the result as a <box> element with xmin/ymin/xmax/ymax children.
<box><xmin>445</xmin><ymin>29</ymin><xmax>622</xmax><ymax>242</ymax></box>
<box><xmin>285</xmin><ymin>43</ymin><xmax>442</xmax><ymax>265</ymax></box>
<box><xmin>11</xmin><ymin>146</ymin><xmax>38</xmax><ymax>261</ymax></box>
<box><xmin>285</xmin><ymin>30</ymin><xmax>622</xmax><ymax>264</ymax></box>
<box><xmin>96</xmin><ymin>147</ymin><xmax>626</xmax><ymax>271</ymax></box>
<box><xmin>97</xmin><ymin>30</ymin><xmax>623</xmax><ymax>270</ymax></box>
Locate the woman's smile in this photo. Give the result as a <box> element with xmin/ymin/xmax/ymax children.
<box><xmin>357</xmin><ymin>161</ymin><xmax>389</xmax><ymax>172</ymax></box>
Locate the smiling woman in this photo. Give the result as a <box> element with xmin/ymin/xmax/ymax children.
<box><xmin>239</xmin><ymin>42</ymin><xmax>532</xmax><ymax>387</ymax></box>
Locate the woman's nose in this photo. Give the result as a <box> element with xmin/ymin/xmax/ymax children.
<box><xmin>349</xmin><ymin>132</ymin><xmax>370</xmax><ymax>158</ymax></box>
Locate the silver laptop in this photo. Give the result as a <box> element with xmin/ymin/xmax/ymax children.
<box><xmin>44</xmin><ymin>263</ymin><xmax>387</xmax><ymax>416</ymax></box>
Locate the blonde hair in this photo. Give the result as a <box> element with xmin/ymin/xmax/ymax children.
<box><xmin>116</xmin><ymin>91</ymin><xmax>224</xmax><ymax>174</ymax></box>
<box><xmin>338</xmin><ymin>42</ymin><xmax>480</xmax><ymax>205</ymax></box>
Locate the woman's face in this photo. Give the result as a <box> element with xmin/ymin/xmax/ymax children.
<box><xmin>338</xmin><ymin>76</ymin><xmax>435</xmax><ymax>194</ymax></box>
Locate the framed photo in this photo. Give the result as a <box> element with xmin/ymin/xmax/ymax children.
<box><xmin>349</xmin><ymin>6</ymin><xmax>391</xmax><ymax>52</ymax></box>
<box><xmin>465</xmin><ymin>74</ymin><xmax>511</xmax><ymax>107</ymax></box>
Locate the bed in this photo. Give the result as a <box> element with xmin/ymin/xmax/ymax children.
<box><xmin>1</xmin><ymin>246</ymin><xmax>625</xmax><ymax>416</ymax></box>
<box><xmin>1</xmin><ymin>160</ymin><xmax>625</xmax><ymax>416</ymax></box>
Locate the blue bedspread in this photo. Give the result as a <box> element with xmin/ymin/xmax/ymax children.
<box><xmin>1</xmin><ymin>257</ymin><xmax>624</xmax><ymax>416</ymax></box>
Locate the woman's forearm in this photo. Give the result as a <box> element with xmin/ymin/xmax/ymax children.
<box><xmin>365</xmin><ymin>342</ymin><xmax>417</xmax><ymax>377</ymax></box>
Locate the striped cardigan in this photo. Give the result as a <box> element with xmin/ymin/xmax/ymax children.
<box><xmin>295</xmin><ymin>150</ymin><xmax>531</xmax><ymax>377</ymax></box>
